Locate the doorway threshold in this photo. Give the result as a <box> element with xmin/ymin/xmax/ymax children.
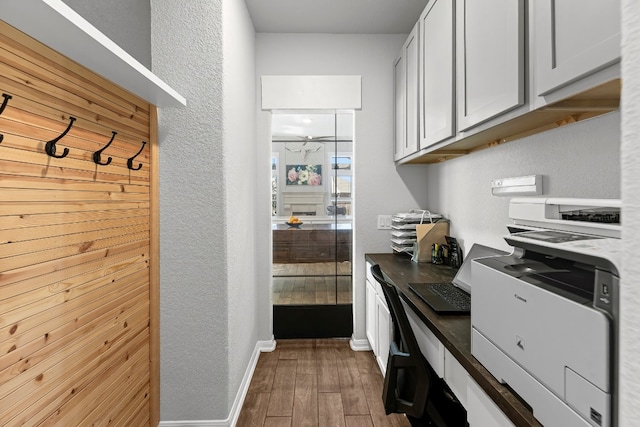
<box><xmin>273</xmin><ymin>304</ymin><xmax>353</xmax><ymax>339</ymax></box>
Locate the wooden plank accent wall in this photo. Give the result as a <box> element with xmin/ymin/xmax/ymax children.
<box><xmin>0</xmin><ymin>20</ymin><xmax>158</xmax><ymax>426</ymax></box>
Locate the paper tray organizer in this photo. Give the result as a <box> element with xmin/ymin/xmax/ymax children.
<box><xmin>390</xmin><ymin>210</ymin><xmax>448</xmax><ymax>260</ymax></box>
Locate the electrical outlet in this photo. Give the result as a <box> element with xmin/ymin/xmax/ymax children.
<box><xmin>377</xmin><ymin>215</ymin><xmax>392</xmax><ymax>230</ymax></box>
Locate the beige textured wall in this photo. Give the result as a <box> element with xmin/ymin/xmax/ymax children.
<box><xmin>621</xmin><ymin>0</ymin><xmax>640</xmax><ymax>424</ymax></box>
<box><xmin>425</xmin><ymin>111</ymin><xmax>620</xmax><ymax>253</ymax></box>
<box><xmin>151</xmin><ymin>0</ymin><xmax>229</xmax><ymax>421</ymax></box>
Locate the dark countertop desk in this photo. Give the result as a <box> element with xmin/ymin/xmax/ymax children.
<box><xmin>273</xmin><ymin>223</ymin><xmax>352</xmax><ymax>263</ymax></box>
<box><xmin>365</xmin><ymin>253</ymin><xmax>542</xmax><ymax>427</ymax></box>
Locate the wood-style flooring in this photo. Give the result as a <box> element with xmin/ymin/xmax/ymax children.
<box><xmin>273</xmin><ymin>262</ymin><xmax>352</xmax><ymax>305</ymax></box>
<box><xmin>236</xmin><ymin>339</ymin><xmax>411</xmax><ymax>427</ymax></box>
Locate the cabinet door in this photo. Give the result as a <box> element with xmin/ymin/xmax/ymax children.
<box><xmin>393</xmin><ymin>52</ymin><xmax>406</xmax><ymax>161</ymax></box>
<box><xmin>534</xmin><ymin>0</ymin><xmax>620</xmax><ymax>96</ymax></box>
<box><xmin>405</xmin><ymin>22</ymin><xmax>420</xmax><ymax>156</ymax></box>
<box><xmin>376</xmin><ymin>293</ymin><xmax>392</xmax><ymax>376</ymax></box>
<box><xmin>394</xmin><ymin>23</ymin><xmax>420</xmax><ymax>161</ymax></box>
<box><xmin>365</xmin><ymin>279</ymin><xmax>377</xmax><ymax>354</ymax></box>
<box><xmin>419</xmin><ymin>0</ymin><xmax>455</xmax><ymax>149</ymax></box>
<box><xmin>444</xmin><ymin>348</ymin><xmax>468</xmax><ymax>409</ymax></box>
<box><xmin>467</xmin><ymin>378</ymin><xmax>515</xmax><ymax>427</ymax></box>
<box><xmin>456</xmin><ymin>0</ymin><xmax>525</xmax><ymax>131</ymax></box>
<box><xmin>404</xmin><ymin>301</ymin><xmax>445</xmax><ymax>378</ymax></box>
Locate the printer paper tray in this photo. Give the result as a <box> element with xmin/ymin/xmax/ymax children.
<box><xmin>472</xmin><ymin>328</ymin><xmax>609</xmax><ymax>427</ymax></box>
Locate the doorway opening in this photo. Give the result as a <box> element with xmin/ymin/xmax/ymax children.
<box><xmin>271</xmin><ymin>111</ymin><xmax>354</xmax><ymax>338</ymax></box>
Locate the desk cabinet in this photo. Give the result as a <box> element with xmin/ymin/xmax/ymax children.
<box><xmin>445</xmin><ymin>348</ymin><xmax>468</xmax><ymax>409</ymax></box>
<box><xmin>404</xmin><ymin>300</ymin><xmax>445</xmax><ymax>378</ymax></box>
<box><xmin>468</xmin><ymin>378</ymin><xmax>516</xmax><ymax>427</ymax></box>
<box><xmin>376</xmin><ymin>292</ymin><xmax>392</xmax><ymax>374</ymax></box>
<box><xmin>365</xmin><ymin>253</ymin><xmax>542</xmax><ymax>426</ymax></box>
<box><xmin>407</xmin><ymin>300</ymin><xmax>517</xmax><ymax>425</ymax></box>
<box><xmin>365</xmin><ymin>261</ymin><xmax>393</xmax><ymax>375</ymax></box>
<box><xmin>365</xmin><ymin>279</ymin><xmax>377</xmax><ymax>356</ymax></box>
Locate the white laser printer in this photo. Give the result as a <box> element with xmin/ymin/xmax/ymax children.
<box><xmin>471</xmin><ymin>198</ymin><xmax>620</xmax><ymax>427</ymax></box>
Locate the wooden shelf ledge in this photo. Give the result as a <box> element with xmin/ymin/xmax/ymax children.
<box><xmin>0</xmin><ymin>0</ymin><xmax>186</xmax><ymax>108</ymax></box>
<box><xmin>403</xmin><ymin>79</ymin><xmax>621</xmax><ymax>164</ymax></box>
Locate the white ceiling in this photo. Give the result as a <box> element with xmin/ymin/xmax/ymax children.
<box><xmin>244</xmin><ymin>0</ymin><xmax>429</xmax><ymax>34</ymax></box>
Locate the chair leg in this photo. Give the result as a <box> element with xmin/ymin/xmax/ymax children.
<box><xmin>382</xmin><ymin>354</ymin><xmax>398</xmax><ymax>414</ymax></box>
<box><xmin>406</xmin><ymin>414</ymin><xmax>437</xmax><ymax>427</ymax></box>
<box><xmin>406</xmin><ymin>400</ymin><xmax>449</xmax><ymax>427</ymax></box>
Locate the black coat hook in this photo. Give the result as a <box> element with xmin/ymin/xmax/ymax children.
<box><xmin>0</xmin><ymin>93</ymin><xmax>12</xmax><ymax>115</ymax></box>
<box><xmin>0</xmin><ymin>93</ymin><xmax>12</xmax><ymax>144</ymax></box>
<box><xmin>93</xmin><ymin>131</ymin><xmax>117</xmax><ymax>165</ymax></box>
<box><xmin>127</xmin><ymin>140</ymin><xmax>147</xmax><ymax>170</ymax></box>
<box><xmin>45</xmin><ymin>116</ymin><xmax>76</xmax><ymax>158</ymax></box>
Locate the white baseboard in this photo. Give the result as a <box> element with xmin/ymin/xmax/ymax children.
<box><xmin>158</xmin><ymin>337</ymin><xmax>276</xmax><ymax>427</ymax></box>
<box><xmin>227</xmin><ymin>338</ymin><xmax>276</xmax><ymax>426</ymax></box>
<box><xmin>159</xmin><ymin>421</ymin><xmax>225</xmax><ymax>427</ymax></box>
<box><xmin>350</xmin><ymin>337</ymin><xmax>372</xmax><ymax>351</ymax></box>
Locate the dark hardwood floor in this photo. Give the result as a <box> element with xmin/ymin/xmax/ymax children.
<box><xmin>236</xmin><ymin>339</ymin><xmax>411</xmax><ymax>427</ymax></box>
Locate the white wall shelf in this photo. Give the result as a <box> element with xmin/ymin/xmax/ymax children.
<box><xmin>0</xmin><ymin>0</ymin><xmax>187</xmax><ymax>108</ymax></box>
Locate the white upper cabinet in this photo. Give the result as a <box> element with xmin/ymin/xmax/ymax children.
<box><xmin>456</xmin><ymin>0</ymin><xmax>525</xmax><ymax>132</ymax></box>
<box><xmin>393</xmin><ymin>52</ymin><xmax>406</xmax><ymax>161</ymax></box>
<box><xmin>394</xmin><ymin>0</ymin><xmax>620</xmax><ymax>164</ymax></box>
<box><xmin>534</xmin><ymin>0</ymin><xmax>621</xmax><ymax>97</ymax></box>
<box><xmin>419</xmin><ymin>0</ymin><xmax>455</xmax><ymax>149</ymax></box>
<box><xmin>405</xmin><ymin>23</ymin><xmax>420</xmax><ymax>157</ymax></box>
<box><xmin>394</xmin><ymin>23</ymin><xmax>420</xmax><ymax>160</ymax></box>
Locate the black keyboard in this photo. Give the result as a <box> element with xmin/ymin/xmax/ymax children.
<box><xmin>429</xmin><ymin>283</ymin><xmax>471</xmax><ymax>311</ymax></box>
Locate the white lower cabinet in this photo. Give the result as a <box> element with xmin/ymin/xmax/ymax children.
<box><xmin>365</xmin><ymin>261</ymin><xmax>392</xmax><ymax>375</ymax></box>
<box><xmin>444</xmin><ymin>348</ymin><xmax>468</xmax><ymax>409</ymax></box>
<box><xmin>467</xmin><ymin>378</ymin><xmax>516</xmax><ymax>427</ymax></box>
<box><xmin>405</xmin><ymin>306</ymin><xmax>468</xmax><ymax>408</ymax></box>
<box><xmin>404</xmin><ymin>299</ymin><xmax>517</xmax><ymax>426</ymax></box>
<box><xmin>375</xmin><ymin>293</ymin><xmax>391</xmax><ymax>375</ymax></box>
<box><xmin>365</xmin><ymin>279</ymin><xmax>377</xmax><ymax>355</ymax></box>
<box><xmin>403</xmin><ymin>300</ymin><xmax>445</xmax><ymax>378</ymax></box>
<box><xmin>365</xmin><ymin>261</ymin><xmax>514</xmax><ymax>426</ymax></box>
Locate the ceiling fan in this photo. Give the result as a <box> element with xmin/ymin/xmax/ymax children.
<box><xmin>297</xmin><ymin>135</ymin><xmax>335</xmax><ymax>143</ymax></box>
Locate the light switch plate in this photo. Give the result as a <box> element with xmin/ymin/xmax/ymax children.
<box><xmin>377</xmin><ymin>215</ymin><xmax>392</xmax><ymax>230</ymax></box>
